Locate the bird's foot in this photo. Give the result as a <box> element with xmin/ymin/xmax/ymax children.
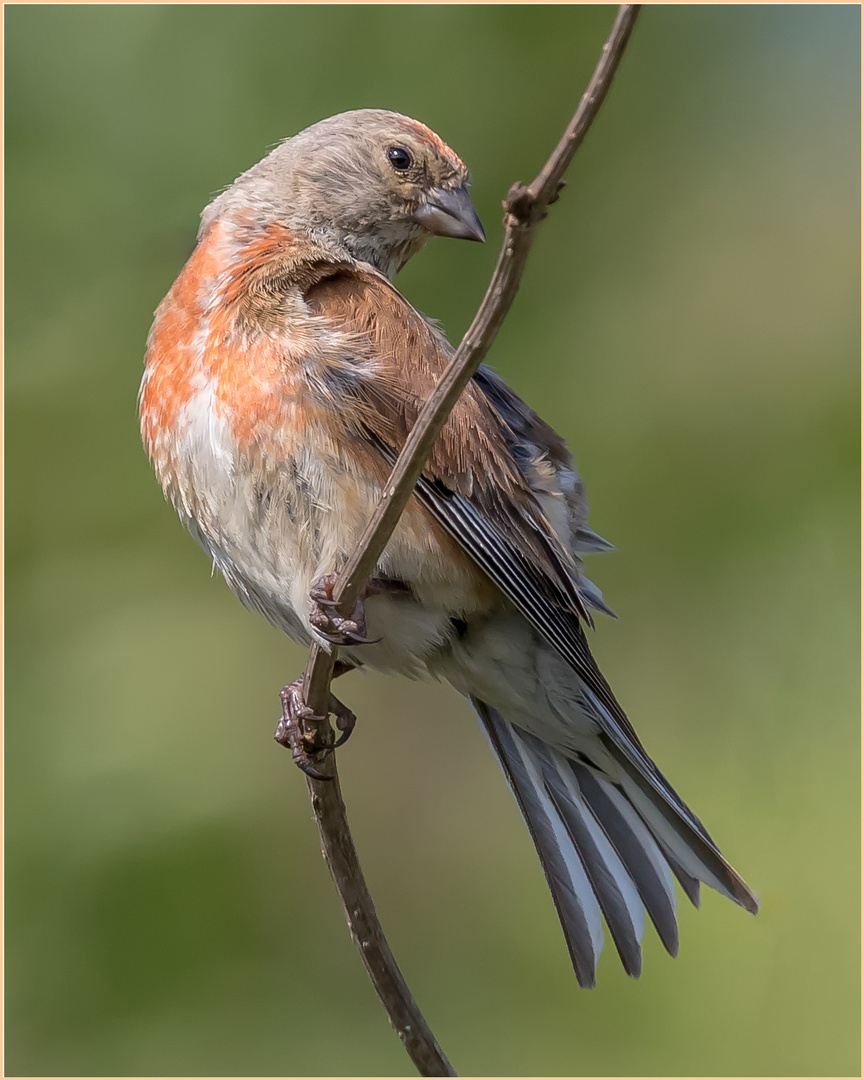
<box><xmin>274</xmin><ymin>677</ymin><xmax>358</xmax><ymax>781</ymax></box>
<box><xmin>308</xmin><ymin>573</ymin><xmax>380</xmax><ymax>647</ymax></box>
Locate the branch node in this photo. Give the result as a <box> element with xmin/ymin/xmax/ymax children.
<box><xmin>503</xmin><ymin>181</ymin><xmax>535</xmax><ymax>224</ymax></box>
<box><xmin>548</xmin><ymin>180</ymin><xmax>567</xmax><ymax>206</ymax></box>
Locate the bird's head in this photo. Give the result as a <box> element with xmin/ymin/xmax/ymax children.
<box><xmin>208</xmin><ymin>109</ymin><xmax>485</xmax><ymax>278</ymax></box>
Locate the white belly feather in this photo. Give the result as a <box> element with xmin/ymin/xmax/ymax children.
<box><xmin>164</xmin><ymin>380</ymin><xmax>471</xmax><ymax>677</ymax></box>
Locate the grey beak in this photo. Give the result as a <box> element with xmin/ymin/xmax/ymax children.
<box><xmin>413</xmin><ymin>186</ymin><xmax>486</xmax><ymax>243</ymax></box>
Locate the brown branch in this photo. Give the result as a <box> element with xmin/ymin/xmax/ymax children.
<box><xmin>292</xmin><ymin>6</ymin><xmax>641</xmax><ymax>1076</ymax></box>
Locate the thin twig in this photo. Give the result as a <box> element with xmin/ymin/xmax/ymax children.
<box><xmin>303</xmin><ymin>755</ymin><xmax>456</xmax><ymax>1075</ymax></box>
<box><xmin>294</xmin><ymin>6</ymin><xmax>641</xmax><ymax>1076</ymax></box>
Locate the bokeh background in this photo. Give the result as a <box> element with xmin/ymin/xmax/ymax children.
<box><xmin>5</xmin><ymin>5</ymin><xmax>860</xmax><ymax>1077</ymax></box>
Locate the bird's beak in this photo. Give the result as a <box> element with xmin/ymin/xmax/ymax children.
<box><xmin>413</xmin><ymin>186</ymin><xmax>486</xmax><ymax>243</ymax></box>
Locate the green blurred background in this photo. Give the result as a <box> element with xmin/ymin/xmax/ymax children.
<box><xmin>5</xmin><ymin>5</ymin><xmax>859</xmax><ymax>1076</ymax></box>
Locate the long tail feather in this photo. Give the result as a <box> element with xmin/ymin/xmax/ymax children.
<box><xmin>524</xmin><ymin>730</ymin><xmax>645</xmax><ymax>977</ymax></box>
<box><xmin>608</xmin><ymin>742</ymin><xmax>759</xmax><ymax>915</ymax></box>
<box><xmin>474</xmin><ymin>699</ymin><xmax>757</xmax><ymax>984</ymax></box>
<box><xmin>480</xmin><ymin>706</ymin><xmax>603</xmax><ymax>987</ymax></box>
<box><xmin>571</xmin><ymin>762</ymin><xmax>680</xmax><ymax>955</ymax></box>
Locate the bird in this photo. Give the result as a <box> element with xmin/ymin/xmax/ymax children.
<box><xmin>140</xmin><ymin>108</ymin><xmax>758</xmax><ymax>988</ymax></box>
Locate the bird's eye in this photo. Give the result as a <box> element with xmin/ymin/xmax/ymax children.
<box><xmin>387</xmin><ymin>146</ymin><xmax>413</xmax><ymax>172</ymax></box>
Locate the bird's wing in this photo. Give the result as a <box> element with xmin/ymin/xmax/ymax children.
<box><xmin>302</xmin><ymin>265</ymin><xmax>755</xmax><ymax>900</ymax></box>
<box><xmin>304</xmin><ymin>265</ymin><xmax>597</xmax><ymax>628</ymax></box>
<box><xmin>303</xmin><ymin>270</ymin><xmax>630</xmax><ymax>717</ymax></box>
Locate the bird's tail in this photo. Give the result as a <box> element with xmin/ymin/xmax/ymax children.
<box><xmin>473</xmin><ymin>699</ymin><xmax>758</xmax><ymax>987</ymax></box>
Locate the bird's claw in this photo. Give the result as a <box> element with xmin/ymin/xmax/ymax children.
<box><xmin>332</xmin><ymin>701</ymin><xmax>356</xmax><ymax>747</ymax></box>
<box><xmin>274</xmin><ymin>677</ymin><xmax>358</xmax><ymax>779</ymax></box>
<box><xmin>274</xmin><ymin>679</ymin><xmax>331</xmax><ymax>779</ymax></box>
<box><xmin>308</xmin><ymin>573</ymin><xmax>380</xmax><ymax>646</ymax></box>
